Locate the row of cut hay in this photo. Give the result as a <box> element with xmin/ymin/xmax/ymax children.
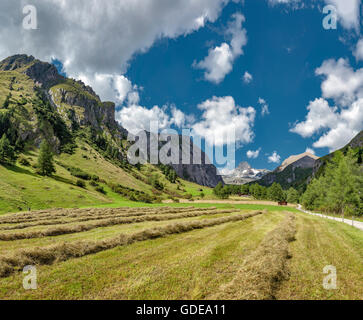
<box><xmin>213</xmin><ymin>213</ymin><xmax>296</xmax><ymax>300</ymax></box>
<box><xmin>0</xmin><ymin>207</ymin><xmax>218</xmax><ymax>231</ymax></box>
<box><xmin>0</xmin><ymin>211</ymin><xmax>263</xmax><ymax>278</ymax></box>
<box><xmin>0</xmin><ymin>207</ymin><xmax>152</xmax><ymax>224</ymax></box>
<box><xmin>0</xmin><ymin>209</ymin><xmax>242</xmax><ymax>241</ymax></box>
<box><xmin>0</xmin><ymin>206</ymin><xmax>208</xmax><ymax>225</ymax></box>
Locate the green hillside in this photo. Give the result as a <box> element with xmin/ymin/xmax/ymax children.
<box><xmin>0</xmin><ymin>55</ymin><xmax>214</xmax><ymax>215</ymax></box>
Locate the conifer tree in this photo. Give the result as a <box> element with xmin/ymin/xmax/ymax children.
<box><xmin>37</xmin><ymin>140</ymin><xmax>56</xmax><ymax>176</ymax></box>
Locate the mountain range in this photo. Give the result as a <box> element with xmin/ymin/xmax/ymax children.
<box><xmin>221</xmin><ymin>162</ymin><xmax>270</xmax><ymax>185</ymax></box>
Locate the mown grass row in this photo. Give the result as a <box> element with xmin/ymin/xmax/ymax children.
<box><xmin>0</xmin><ymin>209</ymin><xmax>242</xmax><ymax>241</ymax></box>
<box><xmin>214</xmin><ymin>213</ymin><xmax>296</xmax><ymax>300</ymax></box>
<box><xmin>0</xmin><ymin>207</ymin><xmax>218</xmax><ymax>231</ymax></box>
<box><xmin>0</xmin><ymin>211</ymin><xmax>263</xmax><ymax>278</ymax></box>
<box><xmin>0</xmin><ymin>207</ymin><xmax>213</xmax><ymax>225</ymax></box>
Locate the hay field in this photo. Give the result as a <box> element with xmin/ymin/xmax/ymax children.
<box><xmin>0</xmin><ymin>206</ymin><xmax>361</xmax><ymax>300</ymax></box>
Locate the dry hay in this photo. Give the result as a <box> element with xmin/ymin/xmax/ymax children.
<box><xmin>0</xmin><ymin>211</ymin><xmax>263</xmax><ymax>278</ymax></box>
<box><xmin>0</xmin><ymin>207</ymin><xmax>218</xmax><ymax>231</ymax></box>
<box><xmin>0</xmin><ymin>209</ymin><xmax>240</xmax><ymax>241</ymax></box>
<box><xmin>214</xmin><ymin>213</ymin><xmax>296</xmax><ymax>300</ymax></box>
<box><xmin>0</xmin><ymin>207</ymin><xmax>217</xmax><ymax>225</ymax></box>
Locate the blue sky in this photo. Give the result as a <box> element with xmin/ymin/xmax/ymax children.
<box><xmin>2</xmin><ymin>0</ymin><xmax>362</xmax><ymax>171</ymax></box>
<box><xmin>121</xmin><ymin>0</ymin><xmax>362</xmax><ymax>170</ymax></box>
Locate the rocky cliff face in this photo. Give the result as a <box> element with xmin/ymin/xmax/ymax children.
<box><xmin>171</xmin><ymin>138</ymin><xmax>223</xmax><ymax>188</ymax></box>
<box><xmin>140</xmin><ymin>132</ymin><xmax>223</xmax><ymax>188</ymax></box>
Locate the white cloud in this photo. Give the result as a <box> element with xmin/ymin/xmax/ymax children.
<box><xmin>302</xmin><ymin>59</ymin><xmax>363</xmax><ymax>152</ymax></box>
<box><xmin>117</xmin><ymin>95</ymin><xmax>256</xmax><ymax>148</ymax></box>
<box><xmin>243</xmin><ymin>71</ymin><xmax>253</xmax><ymax>84</ymax></box>
<box><xmin>195</xmin><ymin>13</ymin><xmax>247</xmax><ymax>84</ymax></box>
<box><xmin>312</xmin><ymin>99</ymin><xmax>363</xmax><ymax>151</ymax></box>
<box><xmin>78</xmin><ymin>73</ymin><xmax>138</xmax><ymax>104</ymax></box>
<box><xmin>290</xmin><ymin>98</ymin><xmax>339</xmax><ymax>138</ymax></box>
<box><xmin>305</xmin><ymin>148</ymin><xmax>315</xmax><ymax>155</ymax></box>
<box><xmin>247</xmin><ymin>148</ymin><xmax>261</xmax><ymax>159</ymax></box>
<box><xmin>354</xmin><ymin>38</ymin><xmax>363</xmax><ymax>61</ymax></box>
<box><xmin>258</xmin><ymin>97</ymin><xmax>270</xmax><ymax>116</ymax></box>
<box><xmin>192</xmin><ymin>96</ymin><xmax>256</xmax><ymax>146</ymax></box>
<box><xmin>116</xmin><ymin>105</ymin><xmax>172</xmax><ymax>135</ymax></box>
<box><xmin>324</xmin><ymin>0</ymin><xmax>361</xmax><ymax>30</ymax></box>
<box><xmin>268</xmin><ymin>151</ymin><xmax>281</xmax><ymax>164</ymax></box>
<box><xmin>316</xmin><ymin>58</ymin><xmax>363</xmax><ymax>106</ymax></box>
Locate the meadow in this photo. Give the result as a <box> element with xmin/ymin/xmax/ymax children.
<box><xmin>0</xmin><ymin>204</ymin><xmax>361</xmax><ymax>300</ymax></box>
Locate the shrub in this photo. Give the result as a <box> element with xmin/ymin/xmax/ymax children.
<box><xmin>95</xmin><ymin>186</ymin><xmax>106</xmax><ymax>194</ymax></box>
<box><xmin>18</xmin><ymin>156</ymin><xmax>31</xmax><ymax>166</ymax></box>
<box><xmin>89</xmin><ymin>181</ymin><xmax>99</xmax><ymax>187</ymax></box>
<box><xmin>76</xmin><ymin>179</ymin><xmax>86</xmax><ymax>188</ymax></box>
<box><xmin>91</xmin><ymin>175</ymin><xmax>100</xmax><ymax>182</ymax></box>
<box><xmin>68</xmin><ymin>167</ymin><xmax>91</xmax><ymax>180</ymax></box>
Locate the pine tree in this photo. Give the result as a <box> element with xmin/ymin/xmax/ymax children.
<box><xmin>0</xmin><ymin>134</ymin><xmax>16</xmax><ymax>164</ymax></box>
<box><xmin>37</xmin><ymin>140</ymin><xmax>56</xmax><ymax>176</ymax></box>
<box><xmin>268</xmin><ymin>183</ymin><xmax>286</xmax><ymax>202</ymax></box>
<box><xmin>287</xmin><ymin>187</ymin><xmax>300</xmax><ymax>204</ymax></box>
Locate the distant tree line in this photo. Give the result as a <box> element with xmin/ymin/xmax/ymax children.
<box><xmin>213</xmin><ymin>181</ymin><xmax>300</xmax><ymax>203</ymax></box>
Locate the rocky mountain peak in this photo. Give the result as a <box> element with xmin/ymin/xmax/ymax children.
<box><xmin>277</xmin><ymin>152</ymin><xmax>319</xmax><ymax>172</ymax></box>
<box><xmin>222</xmin><ymin>161</ymin><xmax>270</xmax><ymax>185</ymax></box>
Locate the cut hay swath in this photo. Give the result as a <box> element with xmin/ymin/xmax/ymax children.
<box><xmin>0</xmin><ymin>207</ymin><xmax>218</xmax><ymax>231</ymax></box>
<box><xmin>0</xmin><ymin>207</ymin><xmax>215</xmax><ymax>225</ymax></box>
<box><xmin>0</xmin><ymin>209</ymin><xmax>241</xmax><ymax>240</ymax></box>
<box><xmin>0</xmin><ymin>211</ymin><xmax>263</xmax><ymax>278</ymax></box>
<box><xmin>213</xmin><ymin>213</ymin><xmax>296</xmax><ymax>300</ymax></box>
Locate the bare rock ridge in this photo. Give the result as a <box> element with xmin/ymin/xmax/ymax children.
<box><xmin>277</xmin><ymin>152</ymin><xmax>319</xmax><ymax>172</ymax></box>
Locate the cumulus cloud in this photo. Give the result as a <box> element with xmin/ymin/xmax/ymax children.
<box><xmin>324</xmin><ymin>0</ymin><xmax>361</xmax><ymax>30</ymax></box>
<box><xmin>290</xmin><ymin>98</ymin><xmax>339</xmax><ymax>138</ymax></box>
<box><xmin>268</xmin><ymin>151</ymin><xmax>281</xmax><ymax>164</ymax></box>
<box><xmin>116</xmin><ymin>105</ymin><xmax>172</xmax><ymax>135</ymax></box>
<box><xmin>291</xmin><ymin>98</ymin><xmax>363</xmax><ymax>152</ymax></box>
<box><xmin>192</xmin><ymin>96</ymin><xmax>256</xmax><ymax>146</ymax></box>
<box><xmin>117</xmin><ymin>95</ymin><xmax>256</xmax><ymax>148</ymax></box>
<box><xmin>195</xmin><ymin>13</ymin><xmax>247</xmax><ymax>84</ymax></box>
<box><xmin>243</xmin><ymin>71</ymin><xmax>253</xmax><ymax>84</ymax></box>
<box><xmin>291</xmin><ymin>58</ymin><xmax>363</xmax><ymax>152</ymax></box>
<box><xmin>247</xmin><ymin>148</ymin><xmax>261</xmax><ymax>159</ymax></box>
<box><xmin>78</xmin><ymin>73</ymin><xmax>139</xmax><ymax>104</ymax></box>
<box><xmin>258</xmin><ymin>98</ymin><xmax>270</xmax><ymax>116</ymax></box>
<box><xmin>316</xmin><ymin>58</ymin><xmax>363</xmax><ymax>106</ymax></box>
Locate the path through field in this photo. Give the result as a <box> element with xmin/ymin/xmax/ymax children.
<box><xmin>297</xmin><ymin>205</ymin><xmax>363</xmax><ymax>231</ymax></box>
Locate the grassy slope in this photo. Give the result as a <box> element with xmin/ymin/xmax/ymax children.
<box><xmin>0</xmin><ymin>140</ymin><xmax>217</xmax><ymax>215</ymax></box>
<box><xmin>0</xmin><ymin>209</ymin><xmax>361</xmax><ymax>300</ymax></box>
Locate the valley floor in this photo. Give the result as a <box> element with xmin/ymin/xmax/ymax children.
<box><xmin>0</xmin><ymin>205</ymin><xmax>361</xmax><ymax>300</ymax></box>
